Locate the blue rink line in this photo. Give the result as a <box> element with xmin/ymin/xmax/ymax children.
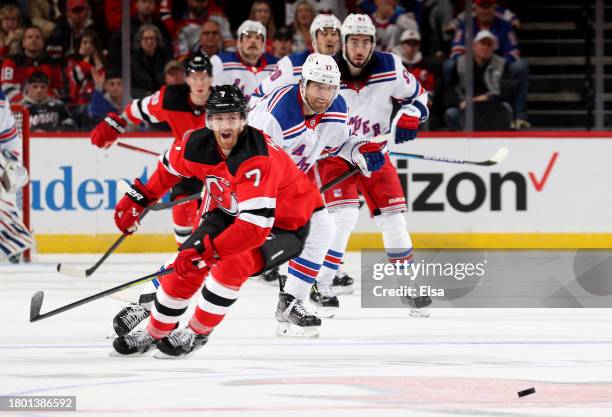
<box><xmin>2</xmin><ymin>340</ymin><xmax>612</xmax><ymax>350</ymax></box>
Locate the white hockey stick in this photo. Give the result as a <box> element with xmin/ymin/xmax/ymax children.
<box><xmin>389</xmin><ymin>147</ymin><xmax>509</xmax><ymax>166</ymax></box>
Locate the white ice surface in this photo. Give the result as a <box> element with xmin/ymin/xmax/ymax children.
<box><xmin>1</xmin><ymin>253</ymin><xmax>612</xmax><ymax>417</ymax></box>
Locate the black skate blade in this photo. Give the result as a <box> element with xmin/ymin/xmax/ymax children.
<box><xmin>29</xmin><ymin>291</ymin><xmax>44</xmax><ymax>322</ymax></box>
<box><xmin>153</xmin><ymin>350</ymin><xmax>194</xmax><ymax>360</ymax></box>
<box><xmin>108</xmin><ymin>349</ymin><xmax>155</xmax><ymax>358</ymax></box>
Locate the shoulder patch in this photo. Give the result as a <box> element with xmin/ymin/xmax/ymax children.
<box><xmin>217</xmin><ymin>51</ymin><xmax>239</xmax><ymax>64</ymax></box>
<box><xmin>267</xmin><ymin>85</ymin><xmax>303</xmax><ymax>131</ymax></box>
<box><xmin>289</xmin><ymin>50</ymin><xmax>310</xmax><ymax>67</ymax></box>
<box><xmin>371</xmin><ymin>51</ymin><xmax>397</xmax><ymax>73</ymax></box>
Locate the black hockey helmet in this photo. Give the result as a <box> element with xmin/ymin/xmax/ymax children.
<box><xmin>206</xmin><ymin>85</ymin><xmax>248</xmax><ymax>116</ymax></box>
<box><xmin>184</xmin><ymin>51</ymin><xmax>212</xmax><ymax>75</ymax></box>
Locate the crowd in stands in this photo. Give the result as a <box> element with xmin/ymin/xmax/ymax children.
<box><xmin>0</xmin><ymin>0</ymin><xmax>529</xmax><ymax>132</ymax></box>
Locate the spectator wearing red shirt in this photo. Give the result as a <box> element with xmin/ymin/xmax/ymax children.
<box><xmin>392</xmin><ymin>29</ymin><xmax>435</xmax><ymax>95</ymax></box>
<box><xmin>1</xmin><ymin>26</ymin><xmax>64</xmax><ymax>103</ymax></box>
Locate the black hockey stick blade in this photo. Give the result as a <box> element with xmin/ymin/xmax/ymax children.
<box><xmin>30</xmin><ymin>268</ymin><xmax>173</xmax><ymax>322</ymax></box>
<box><xmin>30</xmin><ymin>291</ymin><xmax>45</xmax><ymax>322</ymax></box>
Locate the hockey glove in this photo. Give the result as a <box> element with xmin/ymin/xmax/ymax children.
<box><xmin>0</xmin><ymin>149</ymin><xmax>28</xmax><ymax>194</ymax></box>
<box><xmin>91</xmin><ymin>112</ymin><xmax>127</xmax><ymax>149</ymax></box>
<box><xmin>114</xmin><ymin>179</ymin><xmax>154</xmax><ymax>235</ymax></box>
<box><xmin>352</xmin><ymin>142</ymin><xmax>385</xmax><ymax>177</ymax></box>
<box><xmin>174</xmin><ymin>235</ymin><xmax>218</xmax><ymax>279</ymax></box>
<box><xmin>391</xmin><ymin>106</ymin><xmax>421</xmax><ymax>144</ymax></box>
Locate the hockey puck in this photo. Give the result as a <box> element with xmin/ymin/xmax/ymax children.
<box><xmin>518</xmin><ymin>387</ymin><xmax>535</xmax><ymax>398</ymax></box>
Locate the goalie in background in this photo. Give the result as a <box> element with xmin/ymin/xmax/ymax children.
<box><xmin>0</xmin><ymin>89</ymin><xmax>33</xmax><ymax>263</ymax></box>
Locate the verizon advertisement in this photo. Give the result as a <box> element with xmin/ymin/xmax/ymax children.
<box><xmin>28</xmin><ymin>134</ymin><xmax>610</xmax><ymax>238</ymax></box>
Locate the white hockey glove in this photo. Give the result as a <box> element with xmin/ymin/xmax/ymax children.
<box><xmin>0</xmin><ymin>149</ymin><xmax>28</xmax><ymax>194</ymax></box>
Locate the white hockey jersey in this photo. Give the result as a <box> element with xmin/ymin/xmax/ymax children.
<box><xmin>249</xmin><ymin>83</ymin><xmax>356</xmax><ymax>174</ymax></box>
<box><xmin>338</xmin><ymin>51</ymin><xmax>429</xmax><ymax>139</ymax></box>
<box><xmin>0</xmin><ymin>90</ymin><xmax>19</xmax><ymax>156</ymax></box>
<box><xmin>210</xmin><ymin>51</ymin><xmax>279</xmax><ymax>104</ymax></box>
<box><xmin>251</xmin><ymin>50</ymin><xmax>310</xmax><ymax>104</ymax></box>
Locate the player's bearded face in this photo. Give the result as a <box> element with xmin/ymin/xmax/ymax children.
<box><xmin>187</xmin><ymin>71</ymin><xmax>212</xmax><ymax>101</ymax></box>
<box><xmin>239</xmin><ymin>32</ymin><xmax>264</xmax><ymax>62</ymax></box>
<box><xmin>316</xmin><ymin>28</ymin><xmax>340</xmax><ymax>55</ymax></box>
<box><xmin>346</xmin><ymin>35</ymin><xmax>373</xmax><ymax>68</ymax></box>
<box><xmin>304</xmin><ymin>81</ymin><xmax>336</xmax><ymax>113</ymax></box>
<box><xmin>210</xmin><ymin>113</ymin><xmax>245</xmax><ymax>151</ymax></box>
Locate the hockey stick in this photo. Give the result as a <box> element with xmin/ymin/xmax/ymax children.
<box><xmin>149</xmin><ymin>193</ymin><xmax>201</xmax><ymax>211</ymax></box>
<box><xmin>56</xmin><ymin>163</ymin><xmax>359</xmax><ymax>280</ymax></box>
<box><xmin>56</xmin><ymin>181</ymin><xmax>203</xmax><ymax>278</ymax></box>
<box><xmin>56</xmin><ymin>208</ymin><xmax>151</xmax><ymax>278</ymax></box>
<box><xmin>116</xmin><ymin>142</ymin><xmax>160</xmax><ymax>157</ymax></box>
<box><xmin>389</xmin><ymin>147</ymin><xmax>509</xmax><ymax>166</ymax></box>
<box><xmin>319</xmin><ymin>165</ymin><xmax>360</xmax><ymax>192</ymax></box>
<box><xmin>30</xmin><ymin>268</ymin><xmax>174</xmax><ymax>322</ymax></box>
<box><xmin>34</xmin><ymin>167</ymin><xmax>364</xmax><ymax>320</ymax></box>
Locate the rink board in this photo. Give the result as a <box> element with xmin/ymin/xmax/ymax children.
<box><xmin>27</xmin><ymin>132</ymin><xmax>612</xmax><ymax>252</ymax></box>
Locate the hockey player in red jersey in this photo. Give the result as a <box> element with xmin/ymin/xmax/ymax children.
<box><xmin>90</xmin><ymin>52</ymin><xmax>211</xmax><ymax>245</ymax></box>
<box><xmin>112</xmin><ymin>85</ymin><xmax>326</xmax><ymax>357</ymax></box>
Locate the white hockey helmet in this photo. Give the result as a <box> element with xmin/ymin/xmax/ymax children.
<box><xmin>300</xmin><ymin>53</ymin><xmax>341</xmax><ymax>113</ymax></box>
<box><xmin>309</xmin><ymin>14</ymin><xmax>342</xmax><ymax>53</ymax></box>
<box><xmin>301</xmin><ymin>53</ymin><xmax>341</xmax><ymax>86</ymax></box>
<box><xmin>237</xmin><ymin>19</ymin><xmax>267</xmax><ymax>45</ymax></box>
<box><xmin>341</xmin><ymin>14</ymin><xmax>376</xmax><ymax>66</ymax></box>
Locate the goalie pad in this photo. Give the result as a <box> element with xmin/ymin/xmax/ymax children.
<box><xmin>0</xmin><ymin>149</ymin><xmax>28</xmax><ymax>194</ymax></box>
<box><xmin>0</xmin><ymin>199</ymin><xmax>34</xmax><ymax>259</ymax></box>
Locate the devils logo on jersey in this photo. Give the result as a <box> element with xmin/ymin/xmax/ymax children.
<box><xmin>205</xmin><ymin>175</ymin><xmax>238</xmax><ymax>215</ymax></box>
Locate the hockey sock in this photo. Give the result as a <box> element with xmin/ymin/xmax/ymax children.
<box><xmin>317</xmin><ymin>206</ymin><xmax>359</xmax><ymax>285</ymax></box>
<box><xmin>373</xmin><ymin>212</ymin><xmax>415</xmax><ymax>289</ymax></box>
<box><xmin>189</xmin><ymin>274</ymin><xmax>240</xmax><ymax>335</ymax></box>
<box><xmin>284</xmin><ymin>209</ymin><xmax>335</xmax><ymax>300</ymax></box>
<box><xmin>148</xmin><ymin>279</ymin><xmax>192</xmax><ymax>339</ymax></box>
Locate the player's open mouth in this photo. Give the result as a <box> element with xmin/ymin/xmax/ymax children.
<box><xmin>221</xmin><ymin>132</ymin><xmax>232</xmax><ymax>139</ymax></box>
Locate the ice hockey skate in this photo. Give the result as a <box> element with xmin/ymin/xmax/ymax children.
<box><xmin>275</xmin><ymin>291</ymin><xmax>321</xmax><ymax>338</ymax></box>
<box><xmin>310</xmin><ymin>280</ymin><xmax>339</xmax><ymax>318</ymax></box>
<box><xmin>251</xmin><ymin>266</ymin><xmax>284</xmax><ymax>286</ymax></box>
<box><xmin>402</xmin><ymin>295</ymin><xmax>432</xmax><ymax>318</ymax></box>
<box><xmin>111</xmin><ymin>302</ymin><xmax>151</xmax><ymax>338</ymax></box>
<box><xmin>332</xmin><ymin>270</ymin><xmax>354</xmax><ymax>295</ymax></box>
<box><xmin>155</xmin><ymin>327</ymin><xmax>209</xmax><ymax>359</ymax></box>
<box><xmin>112</xmin><ymin>329</ymin><xmax>157</xmax><ymax>356</ymax></box>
